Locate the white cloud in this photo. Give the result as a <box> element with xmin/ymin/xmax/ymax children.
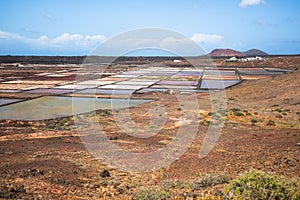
<box><xmin>52</xmin><ymin>33</ymin><xmax>84</xmax><ymax>43</ymax></box>
<box><xmin>0</xmin><ymin>30</ymin><xmax>106</xmax><ymax>51</ymax></box>
<box><xmin>93</xmin><ymin>29</ymin><xmax>207</xmax><ymax>56</ymax></box>
<box><xmin>190</xmin><ymin>33</ymin><xmax>223</xmax><ymax>43</ymax></box>
<box><xmin>0</xmin><ymin>30</ymin><xmax>22</xmax><ymax>39</ymax></box>
<box><xmin>239</xmin><ymin>0</ymin><xmax>263</xmax><ymax>8</ymax></box>
<box><xmin>85</xmin><ymin>35</ymin><xmax>106</xmax><ymax>42</ymax></box>
<box><xmin>1</xmin><ymin>29</ymin><xmax>219</xmax><ymax>56</ymax></box>
<box><xmin>47</xmin><ymin>33</ymin><xmax>106</xmax><ymax>49</ymax></box>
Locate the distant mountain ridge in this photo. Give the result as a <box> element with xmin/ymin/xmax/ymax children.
<box><xmin>243</xmin><ymin>49</ymin><xmax>269</xmax><ymax>56</ymax></box>
<box><xmin>209</xmin><ymin>48</ymin><xmax>268</xmax><ymax>57</ymax></box>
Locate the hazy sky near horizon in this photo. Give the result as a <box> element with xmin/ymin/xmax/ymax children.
<box><xmin>0</xmin><ymin>0</ymin><xmax>299</xmax><ymax>55</ymax></box>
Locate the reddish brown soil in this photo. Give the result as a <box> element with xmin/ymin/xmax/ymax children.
<box><xmin>0</xmin><ymin>56</ymin><xmax>299</xmax><ymax>199</ymax></box>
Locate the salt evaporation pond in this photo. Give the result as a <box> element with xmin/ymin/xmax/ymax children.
<box><xmin>0</xmin><ymin>96</ymin><xmax>150</xmax><ymax>121</ymax></box>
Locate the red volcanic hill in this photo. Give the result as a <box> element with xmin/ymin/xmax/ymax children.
<box><xmin>209</xmin><ymin>49</ymin><xmax>246</xmax><ymax>57</ymax></box>
<box><xmin>209</xmin><ymin>48</ymin><xmax>269</xmax><ymax>57</ymax></box>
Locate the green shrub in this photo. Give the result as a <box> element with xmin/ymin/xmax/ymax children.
<box><xmin>231</xmin><ymin>108</ymin><xmax>244</xmax><ymax>116</ymax></box>
<box><xmin>271</xmin><ymin>104</ymin><xmax>279</xmax><ymax>107</ymax></box>
<box><xmin>160</xmin><ymin>179</ymin><xmax>190</xmax><ymax>190</ymax></box>
<box><xmin>274</xmin><ymin>108</ymin><xmax>283</xmax><ymax>113</ymax></box>
<box><xmin>223</xmin><ymin>171</ymin><xmax>300</xmax><ymax>200</ymax></box>
<box><xmin>208</xmin><ymin>112</ymin><xmax>214</xmax><ymax>116</ymax></box>
<box><xmin>251</xmin><ymin>118</ymin><xmax>259</xmax><ymax>124</ymax></box>
<box><xmin>200</xmin><ymin>195</ymin><xmax>223</xmax><ymax>200</ymax></box>
<box><xmin>133</xmin><ymin>186</ymin><xmax>171</xmax><ymax>200</ymax></box>
<box><xmin>244</xmin><ymin>110</ymin><xmax>252</xmax><ymax>116</ymax></box>
<box><xmin>203</xmin><ymin>119</ymin><xmax>211</xmax><ymax>126</ymax></box>
<box><xmin>266</xmin><ymin>120</ymin><xmax>276</xmax><ymax>126</ymax></box>
<box><xmin>276</xmin><ymin>114</ymin><xmax>283</xmax><ymax>118</ymax></box>
<box><xmin>192</xmin><ymin>174</ymin><xmax>228</xmax><ymax>190</ymax></box>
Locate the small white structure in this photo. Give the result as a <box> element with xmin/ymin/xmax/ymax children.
<box><xmin>173</xmin><ymin>60</ymin><xmax>181</xmax><ymax>63</ymax></box>
<box><xmin>225</xmin><ymin>57</ymin><xmax>238</xmax><ymax>62</ymax></box>
<box><xmin>226</xmin><ymin>56</ymin><xmax>266</xmax><ymax>62</ymax></box>
<box><xmin>255</xmin><ymin>56</ymin><xmax>264</xmax><ymax>61</ymax></box>
<box><xmin>246</xmin><ymin>56</ymin><xmax>265</xmax><ymax>61</ymax></box>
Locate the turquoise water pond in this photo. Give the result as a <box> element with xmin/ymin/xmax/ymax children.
<box><xmin>0</xmin><ymin>96</ymin><xmax>150</xmax><ymax>121</ymax></box>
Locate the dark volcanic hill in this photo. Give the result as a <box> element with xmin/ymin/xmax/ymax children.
<box><xmin>244</xmin><ymin>49</ymin><xmax>268</xmax><ymax>56</ymax></box>
<box><xmin>209</xmin><ymin>49</ymin><xmax>246</xmax><ymax>57</ymax></box>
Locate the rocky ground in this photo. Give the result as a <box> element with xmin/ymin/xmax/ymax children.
<box><xmin>0</xmin><ymin>56</ymin><xmax>299</xmax><ymax>199</ymax></box>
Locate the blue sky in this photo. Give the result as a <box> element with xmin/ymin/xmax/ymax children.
<box><xmin>0</xmin><ymin>0</ymin><xmax>299</xmax><ymax>55</ymax></box>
